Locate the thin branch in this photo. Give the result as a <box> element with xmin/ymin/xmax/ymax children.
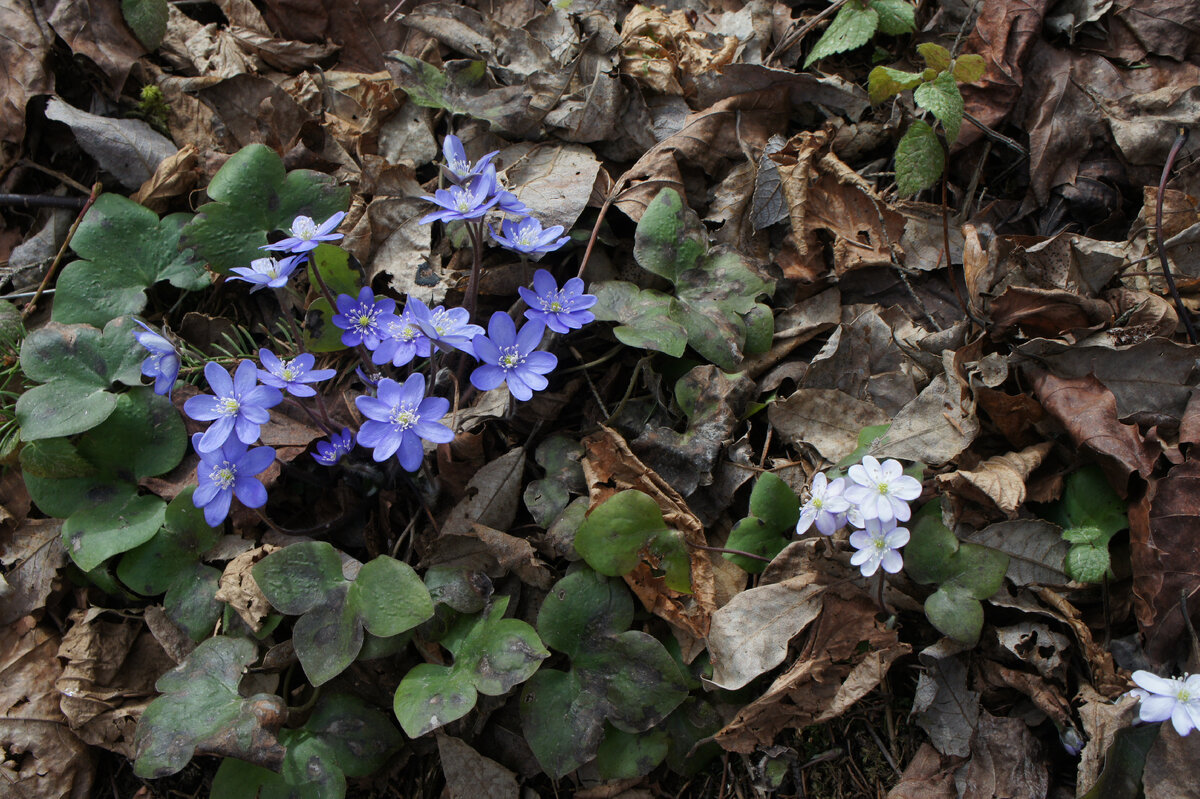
<box><xmin>1156</xmin><ymin>126</ymin><xmax>1196</xmax><ymax>343</ymax></box>
<box><xmin>22</xmin><ymin>182</ymin><xmax>101</xmax><ymax>321</ymax></box>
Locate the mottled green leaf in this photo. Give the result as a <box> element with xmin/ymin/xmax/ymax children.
<box><xmin>118</xmin><ymin>488</ymin><xmax>218</xmax><ymax>596</ymax></box>
<box><xmin>62</xmin><ymin>491</ymin><xmax>166</xmax><ymax>572</ymax></box>
<box><xmin>524</xmin><ymin>435</ymin><xmax>585</xmax><ymax>528</ymax></box>
<box><xmin>804</xmin><ymin>3</ymin><xmax>879</xmax><ymax>67</ymax></box>
<box><xmin>122</xmin><ymin>0</ymin><xmax>168</xmax><ymax>49</ymax></box>
<box><xmin>54</xmin><ymin>194</ymin><xmax>206</xmax><ymax>327</ymax></box>
<box><xmin>916</xmin><ymin>42</ymin><xmax>952</xmax><ymax>73</ymax></box>
<box><xmin>953</xmin><ymin>54</ymin><xmax>986</xmax><ymax>83</ymax></box>
<box><xmin>914</xmin><ymin>70</ymin><xmax>964</xmax><ymax>142</ymax></box>
<box><xmin>632</xmin><ymin>187</ymin><xmax>707</xmax><ymax>281</ymax></box>
<box><xmin>595</xmin><ymin>726</ymin><xmax>669</xmax><ymax>780</ymax></box>
<box><xmin>307</xmin><ymin>243</ymin><xmax>360</xmax><ymax>297</ymax></box>
<box><xmin>182</xmin><ymin>144</ymin><xmax>349</xmax><ymax>274</ymax></box>
<box><xmin>575</xmin><ymin>490</ymin><xmax>691</xmax><ymax>593</ymax></box>
<box><xmin>134</xmin><ymin>636</ymin><xmax>286</xmax><ymax>778</ymax></box>
<box><xmin>521</xmin><ymin>569</ymin><xmax>688</xmax><ymax>777</ymax></box>
<box><xmin>164</xmin><ymin>563</ymin><xmax>223</xmax><ymax>642</ymax></box>
<box><xmin>895</xmin><ymin>120</ymin><xmax>944</xmax><ymax>197</ymax></box>
<box><xmin>591</xmin><ymin>281</ymin><xmax>688</xmax><ymax>357</ymax></box>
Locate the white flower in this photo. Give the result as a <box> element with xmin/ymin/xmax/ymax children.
<box><xmin>796</xmin><ymin>472</ymin><xmax>851</xmax><ymax>536</ymax></box>
<box><xmin>1131</xmin><ymin>671</ymin><xmax>1200</xmax><ymax>736</ymax></box>
<box><xmin>844</xmin><ymin>456</ymin><xmax>922</xmax><ymax>523</ymax></box>
<box><xmin>849</xmin><ymin>517</ymin><xmax>909</xmax><ymax>577</ymax></box>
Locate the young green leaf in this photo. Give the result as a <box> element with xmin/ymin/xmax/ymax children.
<box><xmin>53</xmin><ymin>194</ymin><xmax>207</xmax><ymax>327</ymax></box>
<box><xmin>804</xmin><ymin>3</ymin><xmax>880</xmax><ymax>67</ymax></box>
<box><xmin>524</xmin><ymin>435</ymin><xmax>586</xmax><ymax>528</ymax></box>
<box><xmin>1049</xmin><ymin>466</ymin><xmax>1128</xmax><ymax>583</ymax></box>
<box><xmin>868</xmin><ymin>65</ymin><xmax>926</xmax><ymax>104</ymax></box>
<box><xmin>253</xmin><ymin>542</ymin><xmax>434</xmax><ymax>685</ymax></box>
<box><xmin>915</xmin><ymin>42</ymin><xmax>952</xmax><ymax>73</ymax></box>
<box><xmin>574</xmin><ymin>490</ymin><xmax>693</xmax><ymax>593</ymax></box>
<box><xmin>520</xmin><ymin>569</ymin><xmax>689</xmax><ymax>778</ymax></box>
<box><xmin>133</xmin><ymin>636</ymin><xmax>287</xmax><ymax>778</ymax></box>
<box><xmin>953</xmin><ymin>54</ymin><xmax>986</xmax><ymax>83</ymax></box>
<box><xmin>894</xmin><ymin>120</ymin><xmax>945</xmax><ymax>197</ymax></box>
<box><xmin>393</xmin><ymin>596</ymin><xmax>548</xmax><ymax>738</ymax></box>
<box><xmin>725</xmin><ymin>472</ymin><xmax>802</xmax><ymax>573</ymax></box>
<box><xmin>914</xmin><ymin>70</ymin><xmax>965</xmax><ymax>142</ymax></box>
<box><xmin>590</xmin><ymin>281</ymin><xmax>689</xmax><ymax>358</ymax></box>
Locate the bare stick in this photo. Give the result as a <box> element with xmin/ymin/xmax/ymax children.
<box><xmin>1156</xmin><ymin>126</ymin><xmax>1196</xmax><ymax>344</ymax></box>
<box><xmin>22</xmin><ymin>182</ymin><xmax>101</xmax><ymax>320</ymax></box>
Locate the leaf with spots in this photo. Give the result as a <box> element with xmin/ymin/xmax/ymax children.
<box><xmin>574</xmin><ymin>490</ymin><xmax>692</xmax><ymax>593</ymax></box>
<box><xmin>393</xmin><ymin>595</ymin><xmax>548</xmax><ymax>738</ymax></box>
<box><xmin>520</xmin><ymin>569</ymin><xmax>689</xmax><ymax>778</ymax></box>
<box><xmin>210</xmin><ymin>693</ymin><xmax>402</xmax><ymax>799</ymax></box>
<box><xmin>253</xmin><ymin>542</ymin><xmax>434</xmax><ymax>686</ymax></box>
<box><xmin>133</xmin><ymin>636</ymin><xmax>287</xmax><ymax>778</ymax></box>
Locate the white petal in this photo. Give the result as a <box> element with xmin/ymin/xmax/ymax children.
<box><xmin>891</xmin><ymin>474</ymin><xmax>924</xmax><ymax>500</ymax></box>
<box><xmin>1171</xmin><ymin>706</ymin><xmax>1196</xmax><ymax>736</ymax></box>
<box><xmin>1139</xmin><ymin>695</ymin><xmax>1177</xmax><ymax>723</ymax></box>
<box><xmin>880</xmin><ymin>459</ymin><xmax>903</xmax><ymax>480</ymax></box>
<box><xmin>880</xmin><ymin>550</ymin><xmax>904</xmax><ymax>573</ymax></box>
<box><xmin>1133</xmin><ymin>671</ymin><xmax>1178</xmax><ymax>696</ymax></box>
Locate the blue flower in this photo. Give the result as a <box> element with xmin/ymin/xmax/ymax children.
<box><xmin>257</xmin><ymin>349</ymin><xmax>337</xmax><ymax>397</ymax></box>
<box><xmin>441</xmin><ymin>134</ymin><xmax>497</xmax><ymax>183</ymax></box>
<box><xmin>470</xmin><ymin>313</ymin><xmax>557</xmax><ymax>401</ymax></box>
<box><xmin>192</xmin><ymin>433</ymin><xmax>276</xmax><ymax>527</ymax></box>
<box><xmin>408</xmin><ymin>297</ymin><xmax>484</xmax><ymax>357</ymax></box>
<box><xmin>355</xmin><ymin>374</ymin><xmax>455</xmax><ymax>471</ymax></box>
<box><xmin>332</xmin><ymin>287</ymin><xmax>398</xmax><ymax>350</ymax></box>
<box><xmin>228</xmin><ymin>255</ymin><xmax>302</xmax><ymax>292</ymax></box>
<box><xmin>371</xmin><ymin>302</ymin><xmax>432</xmax><ymax>367</ymax></box>
<box><xmin>132</xmin><ymin>320</ymin><xmax>181</xmax><ymax>398</ymax></box>
<box><xmin>493</xmin><ymin>217</ymin><xmax>569</xmax><ymax>256</ymax></box>
<box><xmin>517</xmin><ymin>269</ymin><xmax>597</xmax><ymax>334</ymax></box>
<box><xmin>184</xmin><ymin>360</ymin><xmax>283</xmax><ymax>453</ymax></box>
<box><xmin>313</xmin><ymin>427</ymin><xmax>354</xmax><ymax>466</ymax></box>
<box><xmin>262</xmin><ymin>212</ymin><xmax>346</xmax><ymax>254</ymax></box>
<box><xmin>419</xmin><ymin>168</ymin><xmax>501</xmax><ymax>224</ymax></box>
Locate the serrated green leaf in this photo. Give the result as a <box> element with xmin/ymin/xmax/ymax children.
<box><xmin>134</xmin><ymin>636</ymin><xmax>286</xmax><ymax>778</ymax></box>
<box><xmin>122</xmin><ymin>0</ymin><xmax>168</xmax><ymax>49</ymax></box>
<box><xmin>521</xmin><ymin>569</ymin><xmax>688</xmax><ymax>777</ymax></box>
<box><xmin>895</xmin><ymin>120</ymin><xmax>944</xmax><ymax>197</ymax></box>
<box><xmin>591</xmin><ymin>281</ymin><xmax>688</xmax><ymax>357</ymax></box>
<box><xmin>804</xmin><ymin>3</ymin><xmax>879</xmax><ymax>67</ymax></box>
<box><xmin>182</xmin><ymin>144</ymin><xmax>349</xmax><ymax>274</ymax></box>
<box><xmin>869</xmin><ymin>0</ymin><xmax>915</xmax><ymax>34</ymax></box>
<box><xmin>62</xmin><ymin>491</ymin><xmax>166</xmax><ymax>572</ymax></box>
<box><xmin>916</xmin><ymin>42</ymin><xmax>951</xmax><ymax>73</ymax></box>
<box><xmin>868</xmin><ymin>65</ymin><xmax>926</xmax><ymax>104</ymax></box>
<box><xmin>914</xmin><ymin>70</ymin><xmax>964</xmax><ymax>142</ymax></box>
<box><xmin>54</xmin><ymin>194</ymin><xmax>206</xmax><ymax>327</ymax></box>
<box><xmin>953</xmin><ymin>54</ymin><xmax>986</xmax><ymax>83</ymax></box>
<box><xmin>1065</xmin><ymin>543</ymin><xmax>1110</xmax><ymax>583</ymax></box>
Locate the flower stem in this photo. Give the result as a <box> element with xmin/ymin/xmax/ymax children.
<box><xmin>463</xmin><ymin>220</ymin><xmax>485</xmax><ymax>321</ymax></box>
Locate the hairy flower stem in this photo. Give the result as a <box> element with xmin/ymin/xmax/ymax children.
<box><xmin>1156</xmin><ymin>126</ymin><xmax>1196</xmax><ymax>344</ymax></box>
<box><xmin>284</xmin><ymin>396</ymin><xmax>338</xmax><ymax>436</ymax></box>
<box><xmin>463</xmin><ymin>220</ymin><xmax>485</xmax><ymax>321</ymax></box>
<box><xmin>272</xmin><ymin>287</ymin><xmax>306</xmax><ymax>355</ymax></box>
<box><xmin>688</xmin><ymin>541</ymin><xmax>772</xmax><ymax>564</ymax></box>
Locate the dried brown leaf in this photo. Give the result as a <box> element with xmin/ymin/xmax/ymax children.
<box><xmin>439</xmin><ymin>448</ymin><xmax>525</xmax><ymax>539</ymax></box>
<box><xmin>0</xmin><ymin>518</ymin><xmax>65</xmax><ymax>626</ymax></box>
<box><xmin>0</xmin><ymin>0</ymin><xmax>54</xmax><ymax>149</ymax></box>
<box><xmin>1076</xmin><ymin>682</ymin><xmax>1138</xmax><ymax>794</ymax></box>
<box><xmin>1130</xmin><ymin>456</ymin><xmax>1200</xmax><ymax>663</ymax></box>
<box><xmin>961</xmin><ymin>713</ymin><xmax>1048</xmax><ymax>799</ymax></box>
<box><xmin>768</xmin><ymin>388</ymin><xmax>890</xmax><ymax>463</ymax></box>
<box><xmin>41</xmin><ymin>0</ymin><xmax>145</xmax><ymax>91</ymax></box>
<box><xmin>873</xmin><ymin>372</ymin><xmax>980</xmax><ymax>466</ymax></box>
<box><xmin>581</xmin><ymin>427</ymin><xmax>716</xmax><ymax>650</ymax></box>
<box><xmin>437</xmin><ymin>734</ymin><xmax>519</xmax><ymax>799</ymax></box>
<box><xmin>885</xmin><ymin>743</ymin><xmax>962</xmax><ymax>799</ymax></box>
<box><xmin>937</xmin><ymin>443</ymin><xmax>1053</xmax><ymax>517</ymax></box>
<box><xmin>131</xmin><ymin>144</ymin><xmax>200</xmax><ymax>213</ymax></box>
<box><xmin>215</xmin><ymin>545</ymin><xmax>279</xmax><ymax>632</ymax></box>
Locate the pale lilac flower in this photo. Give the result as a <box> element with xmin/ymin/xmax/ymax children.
<box><xmin>849</xmin><ymin>517</ymin><xmax>910</xmax><ymax>577</ymax></box>
<box><xmin>262</xmin><ymin>212</ymin><xmax>346</xmax><ymax>254</ymax></box>
<box><xmin>355</xmin><ymin>374</ymin><xmax>454</xmax><ymax>471</ymax></box>
<box><xmin>470</xmin><ymin>313</ymin><xmax>556</xmax><ymax>401</ymax></box>
<box><xmin>228</xmin><ymin>255</ymin><xmax>301</xmax><ymax>292</ymax></box>
<box><xmin>332</xmin><ymin>287</ymin><xmax>399</xmax><ymax>350</ymax></box>
<box><xmin>844</xmin><ymin>456</ymin><xmax>923</xmax><ymax>523</ymax></box>
<box><xmin>419</xmin><ymin>168</ymin><xmax>501</xmax><ymax>224</ymax></box>
<box><xmin>184</xmin><ymin>360</ymin><xmax>282</xmax><ymax>453</ymax></box>
<box><xmin>796</xmin><ymin>472</ymin><xmax>851</xmax><ymax>536</ymax></box>
<box><xmin>1131</xmin><ymin>671</ymin><xmax>1200</xmax><ymax>736</ymax></box>
<box><xmin>313</xmin><ymin>428</ymin><xmax>354</xmax><ymax>466</ymax></box>
<box><xmin>518</xmin><ymin>269</ymin><xmax>596</xmax><ymax>333</ymax></box>
<box><xmin>132</xmin><ymin>320</ymin><xmax>180</xmax><ymax>398</ymax></box>
<box><xmin>409</xmin><ymin>298</ymin><xmax>484</xmax><ymax>357</ymax></box>
<box><xmin>493</xmin><ymin>216</ymin><xmax>570</xmax><ymax>256</ymax></box>
<box><xmin>371</xmin><ymin>303</ymin><xmax>432</xmax><ymax>367</ymax></box>
<box><xmin>441</xmin><ymin>134</ymin><xmax>497</xmax><ymax>183</ymax></box>
<box><xmin>192</xmin><ymin>434</ymin><xmax>276</xmax><ymax>527</ymax></box>
<box><xmin>256</xmin><ymin>350</ymin><xmax>336</xmax><ymax>398</ymax></box>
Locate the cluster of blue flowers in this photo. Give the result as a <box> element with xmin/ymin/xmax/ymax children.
<box><xmin>130</xmin><ymin>133</ymin><xmax>597</xmax><ymax>528</ymax></box>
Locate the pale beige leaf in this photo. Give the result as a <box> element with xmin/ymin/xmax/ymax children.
<box><xmin>769</xmin><ymin>388</ymin><xmax>890</xmax><ymax>462</ymax></box>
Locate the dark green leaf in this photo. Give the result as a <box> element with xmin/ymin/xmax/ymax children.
<box><xmin>895</xmin><ymin>120</ymin><xmax>944</xmax><ymax>197</ymax></box>
<box><xmin>62</xmin><ymin>491</ymin><xmax>166</xmax><ymax>572</ymax></box>
<box><xmin>914</xmin><ymin>70</ymin><xmax>964</xmax><ymax>142</ymax></box>
<box><xmin>804</xmin><ymin>3</ymin><xmax>879</xmax><ymax>67</ymax></box>
<box><xmin>590</xmin><ymin>281</ymin><xmax>688</xmax><ymax>358</ymax></box>
<box><xmin>595</xmin><ymin>726</ymin><xmax>669</xmax><ymax>780</ymax></box>
<box><xmin>869</xmin><ymin>0</ymin><xmax>915</xmax><ymax>35</ymax></box>
<box><xmin>122</xmin><ymin>0</ymin><xmax>168</xmax><ymax>49</ymax></box>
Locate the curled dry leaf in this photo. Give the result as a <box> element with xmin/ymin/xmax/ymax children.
<box><xmin>712</xmin><ymin>584</ymin><xmax>908</xmax><ymax>753</ymax></box>
<box><xmin>215</xmin><ymin>544</ymin><xmax>279</xmax><ymax>632</ymax></box>
<box><xmin>581</xmin><ymin>427</ymin><xmax>716</xmax><ymax>651</ymax></box>
<box><xmin>0</xmin><ymin>518</ymin><xmax>65</xmax><ymax>626</ymax></box>
<box><xmin>962</xmin><ymin>712</ymin><xmax>1049</xmax><ymax>799</ymax></box>
<box><xmin>937</xmin><ymin>442</ymin><xmax>1053</xmax><ymax>517</ymax></box>
<box><xmin>1075</xmin><ymin>682</ymin><xmax>1138</xmax><ymax>795</ymax></box>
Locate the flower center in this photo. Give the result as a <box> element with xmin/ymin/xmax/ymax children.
<box><xmin>389</xmin><ymin>404</ymin><xmax>418</xmax><ymax>429</ymax></box>
<box><xmin>1181</xmin><ymin>688</ymin><xmax>1193</xmax><ymax>701</ymax></box>
<box><xmin>877</xmin><ymin>482</ymin><xmax>889</xmax><ymax>495</ymax></box>
<box><xmin>431</xmin><ymin>310</ymin><xmax>450</xmax><ymax>335</ymax></box>
<box><xmin>874</xmin><ymin>537</ymin><xmax>888</xmax><ymax>550</ymax></box>
<box><xmin>449</xmin><ymin>157</ymin><xmax>469</xmax><ymax>175</ymax></box>
<box><xmin>812</xmin><ymin>497</ymin><xmax>824</xmax><ymax>510</ymax></box>
<box><xmin>355</xmin><ymin>310</ymin><xmax>377</xmax><ymax>331</ymax></box>
<box><xmin>499</xmin><ymin>347</ymin><xmax>522</xmax><ymax>370</ymax></box>
<box><xmin>518</xmin><ymin>229</ymin><xmax>537</xmax><ymax>246</ymax></box>
<box><xmin>399</xmin><ymin>324</ymin><xmax>417</xmax><ymax>342</ymax></box>
<box><xmin>210</xmin><ymin>463</ymin><xmax>237</xmax><ymax>490</ymax></box>
<box><xmin>218</xmin><ymin>396</ymin><xmax>240</xmax><ymax>417</ymax></box>
<box><xmin>281</xmin><ymin>365</ymin><xmax>297</xmax><ymax>381</ymax></box>
<box><xmin>455</xmin><ymin>193</ymin><xmax>474</xmax><ymax>212</ymax></box>
<box><xmin>293</xmin><ymin>218</ymin><xmax>318</xmax><ymax>240</ymax></box>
